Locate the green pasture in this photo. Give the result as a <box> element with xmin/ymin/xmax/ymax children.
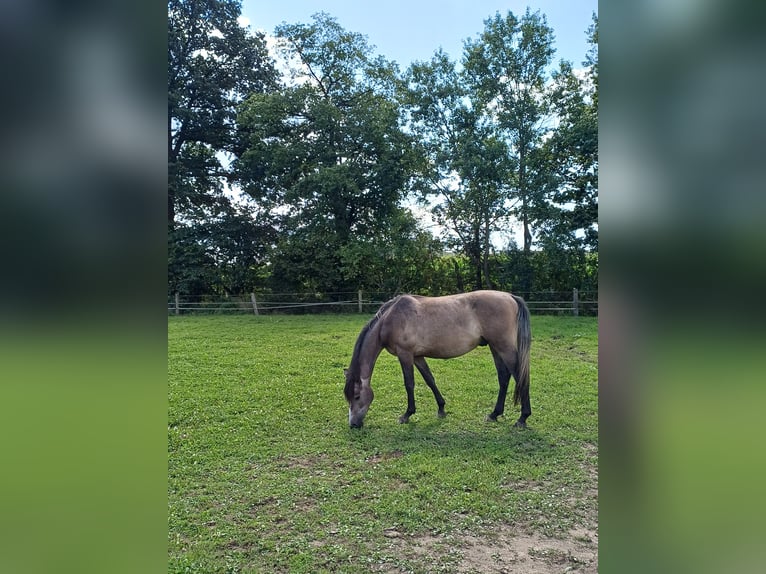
<box><xmin>168</xmin><ymin>314</ymin><xmax>598</xmax><ymax>573</ymax></box>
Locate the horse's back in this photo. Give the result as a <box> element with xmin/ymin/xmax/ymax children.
<box><xmin>379</xmin><ymin>291</ymin><xmax>518</xmax><ymax>358</ymax></box>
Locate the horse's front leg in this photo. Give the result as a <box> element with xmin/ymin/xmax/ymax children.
<box><xmin>414</xmin><ymin>357</ymin><xmax>446</xmax><ymax>418</ymax></box>
<box><xmin>398</xmin><ymin>355</ymin><xmax>417</xmax><ymax>423</ymax></box>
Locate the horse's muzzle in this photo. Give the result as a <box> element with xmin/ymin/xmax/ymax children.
<box><xmin>349</xmin><ymin>421</ymin><xmax>363</xmax><ymax>429</ymax></box>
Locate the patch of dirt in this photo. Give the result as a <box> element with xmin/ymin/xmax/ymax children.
<box><xmin>293</xmin><ymin>496</ymin><xmax>317</xmax><ymax>511</ymax></box>
<box><xmin>382</xmin><ymin>441</ymin><xmax>599</xmax><ymax>574</ymax></box>
<box><xmin>225</xmin><ymin>539</ymin><xmax>255</xmax><ymax>551</ymax></box>
<box><xmin>405</xmin><ymin>525</ymin><xmax>598</xmax><ymax>573</ymax></box>
<box><xmin>366</xmin><ymin>449</ymin><xmax>404</xmax><ymax>464</ymax></box>
<box><xmin>275</xmin><ymin>453</ymin><xmax>332</xmax><ymax>470</ymax></box>
<box><xmin>499</xmin><ymin>478</ymin><xmax>545</xmax><ymax>492</ymax></box>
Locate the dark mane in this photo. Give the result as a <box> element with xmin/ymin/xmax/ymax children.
<box><xmin>344</xmin><ymin>296</ymin><xmax>400</xmax><ymax>401</ymax></box>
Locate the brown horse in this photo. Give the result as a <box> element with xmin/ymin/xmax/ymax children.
<box><xmin>344</xmin><ymin>290</ymin><xmax>531</xmax><ymax>429</ymax></box>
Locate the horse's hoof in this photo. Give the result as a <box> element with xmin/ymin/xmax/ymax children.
<box><xmin>437</xmin><ymin>410</ymin><xmax>446</xmax><ymax>419</ymax></box>
<box><xmin>513</xmin><ymin>420</ymin><xmax>527</xmax><ymax>429</ymax></box>
<box><xmin>398</xmin><ymin>416</ymin><xmax>410</xmax><ymax>424</ymax></box>
<box><xmin>485</xmin><ymin>414</ymin><xmax>498</xmax><ymax>422</ymax></box>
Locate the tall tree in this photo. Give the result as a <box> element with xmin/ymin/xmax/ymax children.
<box><xmin>506</xmin><ymin>14</ymin><xmax>598</xmax><ymax>294</ymax></box>
<box><xmin>463</xmin><ymin>9</ymin><xmax>556</xmax><ymax>253</ymax></box>
<box><xmin>403</xmin><ymin>50</ymin><xmax>512</xmax><ymax>290</ymax></box>
<box><xmin>168</xmin><ymin>0</ymin><xmax>276</xmax><ymax>228</ymax></box>
<box><xmin>544</xmin><ymin>14</ymin><xmax>598</xmax><ymax>252</ymax></box>
<box><xmin>234</xmin><ymin>13</ymin><xmax>417</xmax><ymax>293</ymax></box>
<box><xmin>168</xmin><ymin>0</ymin><xmax>278</xmax><ymax>296</ymax></box>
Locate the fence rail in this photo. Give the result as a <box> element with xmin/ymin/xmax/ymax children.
<box><xmin>169</xmin><ymin>289</ymin><xmax>597</xmax><ymax>316</ymax></box>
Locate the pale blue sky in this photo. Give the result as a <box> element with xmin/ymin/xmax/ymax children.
<box><xmin>241</xmin><ymin>1</ymin><xmax>597</xmax><ymax>71</ymax></box>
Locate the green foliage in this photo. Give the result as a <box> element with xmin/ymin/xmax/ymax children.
<box><xmin>167</xmin><ymin>6</ymin><xmax>599</xmax><ymax>300</ymax></box>
<box><xmin>542</xmin><ymin>39</ymin><xmax>598</xmax><ymax>252</ymax></box>
<box><xmin>425</xmin><ymin>250</ymin><xmax>598</xmax><ymax>296</ymax></box>
<box><xmin>168</xmin><ymin>0</ymin><xmax>278</xmax><ymax>296</ymax></box>
<box><xmin>338</xmin><ymin>210</ymin><xmax>444</xmax><ymax>294</ymax></box>
<box><xmin>168</xmin><ymin>0</ymin><xmax>277</xmax><ymax>225</ymax></box>
<box><xmin>402</xmin><ymin>9</ymin><xmax>593</xmax><ymax>291</ymax></box>
<box><xmin>234</xmin><ymin>13</ymin><xmax>422</xmax><ymax>294</ymax></box>
<box><xmin>463</xmin><ymin>9</ymin><xmax>557</xmax><ymax>253</ymax></box>
<box><xmin>403</xmin><ymin>50</ymin><xmax>512</xmax><ymax>290</ymax></box>
<box><xmin>169</xmin><ymin>203</ymin><xmax>275</xmax><ymax>297</ymax></box>
<box><xmin>168</xmin><ymin>314</ymin><xmax>597</xmax><ymax>572</ymax></box>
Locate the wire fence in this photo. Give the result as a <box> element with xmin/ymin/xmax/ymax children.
<box><xmin>168</xmin><ymin>289</ymin><xmax>597</xmax><ymax>316</ymax></box>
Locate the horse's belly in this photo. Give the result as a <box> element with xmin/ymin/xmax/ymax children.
<box><xmin>418</xmin><ymin>337</ymin><xmax>481</xmax><ymax>359</ymax></box>
<box><xmin>382</xmin><ymin>313</ymin><xmax>484</xmax><ymax>359</ymax></box>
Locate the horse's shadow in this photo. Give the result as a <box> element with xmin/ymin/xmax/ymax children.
<box><xmin>346</xmin><ymin>417</ymin><xmax>554</xmax><ymax>465</ymax></box>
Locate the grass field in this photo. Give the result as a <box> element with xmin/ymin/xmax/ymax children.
<box><xmin>168</xmin><ymin>313</ymin><xmax>598</xmax><ymax>573</ymax></box>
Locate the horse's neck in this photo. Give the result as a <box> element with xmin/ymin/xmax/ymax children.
<box><xmin>358</xmin><ymin>321</ymin><xmax>383</xmax><ymax>381</ymax></box>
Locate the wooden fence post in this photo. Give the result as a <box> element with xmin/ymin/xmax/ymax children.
<box><xmin>175</xmin><ymin>292</ymin><xmax>180</xmax><ymax>315</ymax></box>
<box><xmin>358</xmin><ymin>290</ymin><xmax>363</xmax><ymax>313</ymax></box>
<box><xmin>250</xmin><ymin>292</ymin><xmax>259</xmax><ymax>315</ymax></box>
<box><xmin>573</xmin><ymin>288</ymin><xmax>579</xmax><ymax>317</ymax></box>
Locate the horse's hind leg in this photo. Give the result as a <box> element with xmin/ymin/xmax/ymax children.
<box><xmin>397</xmin><ymin>355</ymin><xmax>417</xmax><ymax>424</ymax></box>
<box><xmin>486</xmin><ymin>347</ymin><xmax>514</xmax><ymax>422</ymax></box>
<box><xmin>515</xmin><ymin>380</ymin><xmax>531</xmax><ymax>429</ymax></box>
<box><xmin>414</xmin><ymin>357</ymin><xmax>446</xmax><ymax>418</ymax></box>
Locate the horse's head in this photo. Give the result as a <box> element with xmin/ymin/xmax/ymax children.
<box><xmin>344</xmin><ymin>368</ymin><xmax>373</xmax><ymax>428</ymax></box>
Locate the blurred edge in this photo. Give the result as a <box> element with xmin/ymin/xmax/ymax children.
<box><xmin>0</xmin><ymin>1</ymin><xmax>166</xmax><ymax>574</ymax></box>
<box><xmin>2</xmin><ymin>0</ymin><xmax>766</xmax><ymax>573</ymax></box>
<box><xmin>601</xmin><ymin>1</ymin><xmax>766</xmax><ymax>573</ymax></box>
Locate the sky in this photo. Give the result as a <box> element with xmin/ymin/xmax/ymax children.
<box><xmin>241</xmin><ymin>0</ymin><xmax>597</xmax><ymax>71</ymax></box>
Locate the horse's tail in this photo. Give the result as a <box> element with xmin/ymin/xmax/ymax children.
<box><xmin>511</xmin><ymin>294</ymin><xmax>531</xmax><ymax>406</ymax></box>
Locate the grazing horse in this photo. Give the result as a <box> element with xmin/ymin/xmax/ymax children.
<box><xmin>344</xmin><ymin>290</ymin><xmax>531</xmax><ymax>429</ymax></box>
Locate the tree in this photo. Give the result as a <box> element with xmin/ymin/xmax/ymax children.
<box><xmin>168</xmin><ymin>0</ymin><xmax>278</xmax><ymax>296</ymax></box>
<box><xmin>234</xmin><ymin>13</ymin><xmax>418</xmax><ymax>293</ymax></box>
<box><xmin>168</xmin><ymin>201</ymin><xmax>275</xmax><ymax>297</ymax></box>
<box><xmin>463</xmin><ymin>9</ymin><xmax>556</xmax><ymax>253</ymax></box>
<box><xmin>168</xmin><ymin>0</ymin><xmax>277</xmax><ymax>228</ymax></box>
<box><xmin>338</xmin><ymin>210</ymin><xmax>444</xmax><ymax>294</ymax></box>
<box><xmin>543</xmin><ymin>14</ymin><xmax>598</xmax><ymax>252</ymax></box>
<box><xmin>502</xmin><ymin>14</ymin><xmax>598</xmax><ymax>294</ymax></box>
<box><xmin>403</xmin><ymin>50</ymin><xmax>512</xmax><ymax>290</ymax></box>
<box><xmin>513</xmin><ymin>14</ymin><xmax>597</xmax><ymax>295</ymax></box>
<box><xmin>404</xmin><ymin>10</ymin><xmax>557</xmax><ymax>292</ymax></box>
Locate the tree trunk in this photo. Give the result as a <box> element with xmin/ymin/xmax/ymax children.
<box><xmin>474</xmin><ymin>261</ymin><xmax>483</xmax><ymax>291</ymax></box>
<box><xmin>471</xmin><ymin>228</ymin><xmax>482</xmax><ymax>290</ymax></box>
<box><xmin>519</xmin><ymin>145</ymin><xmax>532</xmax><ymax>252</ymax></box>
<box><xmin>523</xmin><ymin>208</ymin><xmax>531</xmax><ymax>252</ymax></box>
<box><xmin>453</xmin><ymin>259</ymin><xmax>465</xmax><ymax>292</ymax></box>
<box><xmin>482</xmin><ymin>216</ymin><xmax>493</xmax><ymax>289</ymax></box>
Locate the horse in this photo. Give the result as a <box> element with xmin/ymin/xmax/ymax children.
<box><xmin>343</xmin><ymin>290</ymin><xmax>531</xmax><ymax>429</ymax></box>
